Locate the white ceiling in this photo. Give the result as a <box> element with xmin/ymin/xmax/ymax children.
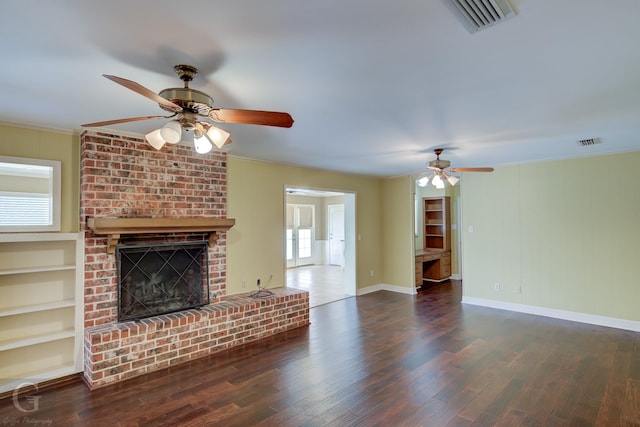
<box><xmin>1</xmin><ymin>0</ymin><xmax>640</xmax><ymax>177</ymax></box>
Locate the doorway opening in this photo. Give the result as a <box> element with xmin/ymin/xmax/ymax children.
<box><xmin>414</xmin><ymin>178</ymin><xmax>462</xmax><ymax>294</ymax></box>
<box><xmin>285</xmin><ymin>187</ymin><xmax>356</xmax><ymax>307</ymax></box>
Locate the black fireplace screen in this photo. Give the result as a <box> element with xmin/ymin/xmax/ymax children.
<box><xmin>116</xmin><ymin>242</ymin><xmax>209</xmax><ymax>321</ymax></box>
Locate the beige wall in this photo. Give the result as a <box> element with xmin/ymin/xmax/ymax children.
<box><xmin>0</xmin><ymin>125</ymin><xmax>394</xmax><ymax>298</ymax></box>
<box><xmin>0</xmin><ymin>124</ymin><xmax>80</xmax><ymax>232</ymax></box>
<box><xmin>5</xmin><ymin>124</ymin><xmax>639</xmax><ymax>323</ymax></box>
<box><xmin>460</xmin><ymin>151</ymin><xmax>640</xmax><ymax>322</ymax></box>
<box><xmin>226</xmin><ymin>157</ymin><xmax>384</xmax><ymax>295</ymax></box>
<box><xmin>381</xmin><ymin>176</ymin><xmax>415</xmax><ymax>289</ymax></box>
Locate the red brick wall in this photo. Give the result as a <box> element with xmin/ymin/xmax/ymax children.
<box><xmin>81</xmin><ymin>131</ymin><xmax>228</xmax><ymax>328</ymax></box>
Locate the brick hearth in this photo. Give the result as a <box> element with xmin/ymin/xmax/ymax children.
<box><xmin>80</xmin><ymin>131</ymin><xmax>309</xmax><ymax>388</ymax></box>
<box><xmin>84</xmin><ymin>288</ymin><xmax>308</xmax><ymax>388</ymax></box>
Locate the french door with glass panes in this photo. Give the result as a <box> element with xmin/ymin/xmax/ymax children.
<box><xmin>286</xmin><ymin>204</ymin><xmax>314</xmax><ymax>268</ymax></box>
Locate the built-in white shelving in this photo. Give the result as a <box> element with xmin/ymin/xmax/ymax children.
<box><xmin>0</xmin><ymin>329</ymin><xmax>76</xmax><ymax>352</ymax></box>
<box><xmin>0</xmin><ymin>299</ymin><xmax>76</xmax><ymax>317</ymax></box>
<box><xmin>0</xmin><ymin>264</ymin><xmax>76</xmax><ymax>276</ymax></box>
<box><xmin>0</xmin><ymin>232</ymin><xmax>84</xmax><ymax>394</ymax></box>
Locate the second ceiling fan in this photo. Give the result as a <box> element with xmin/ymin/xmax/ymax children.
<box><xmin>82</xmin><ymin>64</ymin><xmax>294</xmax><ymax>153</ymax></box>
<box><xmin>417</xmin><ymin>148</ymin><xmax>494</xmax><ymax>188</ymax></box>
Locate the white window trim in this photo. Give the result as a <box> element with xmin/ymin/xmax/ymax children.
<box><xmin>0</xmin><ymin>155</ymin><xmax>61</xmax><ymax>232</ymax></box>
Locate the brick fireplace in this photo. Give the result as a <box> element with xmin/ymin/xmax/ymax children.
<box><xmin>80</xmin><ymin>131</ymin><xmax>309</xmax><ymax>389</ymax></box>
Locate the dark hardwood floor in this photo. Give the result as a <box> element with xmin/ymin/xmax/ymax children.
<box><xmin>2</xmin><ymin>281</ymin><xmax>640</xmax><ymax>426</ymax></box>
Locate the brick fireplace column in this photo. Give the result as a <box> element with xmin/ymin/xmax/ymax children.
<box><xmin>80</xmin><ymin>130</ymin><xmax>229</xmax><ymax>328</ymax></box>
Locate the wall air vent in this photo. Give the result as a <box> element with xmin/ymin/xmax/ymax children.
<box><xmin>577</xmin><ymin>138</ymin><xmax>602</xmax><ymax>147</ymax></box>
<box><xmin>447</xmin><ymin>0</ymin><xmax>515</xmax><ymax>32</ymax></box>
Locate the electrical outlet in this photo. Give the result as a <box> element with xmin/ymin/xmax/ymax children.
<box><xmin>242</xmin><ymin>280</ymin><xmax>246</xmax><ymax>288</ymax></box>
<box><xmin>515</xmin><ymin>286</ymin><xmax>522</xmax><ymax>294</ymax></box>
<box><xmin>370</xmin><ymin>270</ymin><xmax>374</xmax><ymax>277</ymax></box>
<box><xmin>494</xmin><ymin>282</ymin><xmax>501</xmax><ymax>291</ymax></box>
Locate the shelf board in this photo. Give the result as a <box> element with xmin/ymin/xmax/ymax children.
<box><xmin>0</xmin><ymin>329</ymin><xmax>75</xmax><ymax>351</ymax></box>
<box><xmin>0</xmin><ymin>363</ymin><xmax>78</xmax><ymax>394</ymax></box>
<box><xmin>0</xmin><ymin>232</ymin><xmax>81</xmax><ymax>243</ymax></box>
<box><xmin>0</xmin><ymin>300</ymin><xmax>75</xmax><ymax>317</ymax></box>
<box><xmin>0</xmin><ymin>264</ymin><xmax>76</xmax><ymax>276</ymax></box>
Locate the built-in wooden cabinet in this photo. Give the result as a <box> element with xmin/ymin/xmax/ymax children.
<box><xmin>416</xmin><ymin>196</ymin><xmax>452</xmax><ymax>286</ymax></box>
<box><xmin>423</xmin><ymin>196</ymin><xmax>451</xmax><ymax>251</ymax></box>
<box><xmin>0</xmin><ymin>233</ymin><xmax>84</xmax><ymax>394</ymax></box>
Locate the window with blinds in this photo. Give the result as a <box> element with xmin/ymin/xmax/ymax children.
<box><xmin>0</xmin><ymin>156</ymin><xmax>60</xmax><ymax>232</ymax></box>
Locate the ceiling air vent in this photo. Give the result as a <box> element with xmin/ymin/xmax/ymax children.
<box><xmin>448</xmin><ymin>0</ymin><xmax>515</xmax><ymax>32</ymax></box>
<box><xmin>577</xmin><ymin>138</ymin><xmax>602</xmax><ymax>147</ymax></box>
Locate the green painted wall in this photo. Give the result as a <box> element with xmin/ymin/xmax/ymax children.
<box><xmin>461</xmin><ymin>151</ymin><xmax>640</xmax><ymax>321</ymax></box>
<box><xmin>0</xmin><ymin>124</ymin><xmax>80</xmax><ymax>232</ymax></box>
<box><xmin>6</xmin><ymin>123</ymin><xmax>638</xmax><ymax>323</ymax></box>
<box><xmin>0</xmin><ymin>125</ymin><xmax>393</xmax><ymax>298</ymax></box>
<box><xmin>381</xmin><ymin>176</ymin><xmax>415</xmax><ymax>289</ymax></box>
<box><xmin>226</xmin><ymin>157</ymin><xmax>384</xmax><ymax>296</ymax></box>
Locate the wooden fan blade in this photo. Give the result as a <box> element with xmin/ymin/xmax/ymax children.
<box><xmin>208</xmin><ymin>109</ymin><xmax>294</xmax><ymax>128</ymax></box>
<box><xmin>103</xmin><ymin>75</ymin><xmax>182</xmax><ymax>112</ymax></box>
<box><xmin>449</xmin><ymin>167</ymin><xmax>494</xmax><ymax>172</ymax></box>
<box><xmin>81</xmin><ymin>115</ymin><xmax>173</xmax><ymax>128</ymax></box>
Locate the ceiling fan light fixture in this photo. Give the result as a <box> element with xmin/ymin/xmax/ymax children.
<box><xmin>205</xmin><ymin>124</ymin><xmax>231</xmax><ymax>149</ymax></box>
<box><xmin>193</xmin><ymin>130</ymin><xmax>213</xmax><ymax>154</ymax></box>
<box><xmin>432</xmin><ymin>174</ymin><xmax>444</xmax><ymax>189</ymax></box>
<box><xmin>417</xmin><ymin>176</ymin><xmax>430</xmax><ymax>187</ymax></box>
<box><xmin>160</xmin><ymin>120</ymin><xmax>182</xmax><ymax>144</ymax></box>
<box><xmin>145</xmin><ymin>129</ymin><xmax>167</xmax><ymax>150</ymax></box>
<box><xmin>422</xmin><ymin>148</ymin><xmax>492</xmax><ymax>185</ymax></box>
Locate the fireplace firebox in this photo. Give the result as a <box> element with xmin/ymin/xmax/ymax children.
<box><xmin>116</xmin><ymin>242</ymin><xmax>209</xmax><ymax>321</ymax></box>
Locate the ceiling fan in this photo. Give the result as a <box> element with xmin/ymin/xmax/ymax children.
<box><xmin>417</xmin><ymin>148</ymin><xmax>494</xmax><ymax>188</ymax></box>
<box><xmin>82</xmin><ymin>64</ymin><xmax>294</xmax><ymax>153</ymax></box>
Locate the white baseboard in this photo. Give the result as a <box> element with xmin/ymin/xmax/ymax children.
<box><xmin>358</xmin><ymin>283</ymin><xmax>417</xmax><ymax>296</ymax></box>
<box><xmin>462</xmin><ymin>296</ymin><xmax>640</xmax><ymax>333</ymax></box>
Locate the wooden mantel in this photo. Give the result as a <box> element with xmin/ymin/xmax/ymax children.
<box><xmin>87</xmin><ymin>217</ymin><xmax>236</xmax><ymax>254</ymax></box>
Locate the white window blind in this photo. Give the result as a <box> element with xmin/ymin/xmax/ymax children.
<box><xmin>286</xmin><ymin>205</ymin><xmax>294</xmax><ymax>228</ymax></box>
<box><xmin>0</xmin><ymin>192</ymin><xmax>51</xmax><ymax>225</ymax></box>
<box><xmin>298</xmin><ymin>206</ymin><xmax>313</xmax><ymax>228</ymax></box>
